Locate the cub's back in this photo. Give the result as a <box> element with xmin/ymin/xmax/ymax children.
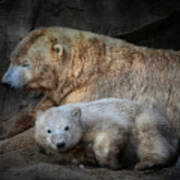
<box><xmin>60</xmin><ymin>98</ymin><xmax>139</xmax><ymax>128</ymax></box>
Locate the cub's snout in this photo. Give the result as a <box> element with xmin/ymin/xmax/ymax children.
<box><xmin>56</xmin><ymin>142</ymin><xmax>66</xmax><ymax>149</ymax></box>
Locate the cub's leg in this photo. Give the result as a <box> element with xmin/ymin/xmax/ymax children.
<box><xmin>93</xmin><ymin>127</ymin><xmax>129</xmax><ymax>170</ymax></box>
<box><xmin>135</xmin><ymin>111</ymin><xmax>178</xmax><ymax>170</ymax></box>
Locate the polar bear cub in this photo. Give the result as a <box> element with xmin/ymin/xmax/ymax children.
<box><xmin>35</xmin><ymin>98</ymin><xmax>178</xmax><ymax>170</ymax></box>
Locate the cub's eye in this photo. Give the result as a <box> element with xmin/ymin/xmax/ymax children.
<box><xmin>47</xmin><ymin>129</ymin><xmax>52</xmax><ymax>134</ymax></box>
<box><xmin>64</xmin><ymin>126</ymin><xmax>69</xmax><ymax>131</ymax></box>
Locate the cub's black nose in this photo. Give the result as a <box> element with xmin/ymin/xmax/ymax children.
<box><xmin>56</xmin><ymin>142</ymin><xmax>65</xmax><ymax>149</ymax></box>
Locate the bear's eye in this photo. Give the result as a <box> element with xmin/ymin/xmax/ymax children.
<box><xmin>47</xmin><ymin>129</ymin><xmax>52</xmax><ymax>134</ymax></box>
<box><xmin>22</xmin><ymin>63</ymin><xmax>30</xmax><ymax>68</ymax></box>
<box><xmin>22</xmin><ymin>61</ymin><xmax>30</xmax><ymax>68</ymax></box>
<box><xmin>64</xmin><ymin>126</ymin><xmax>69</xmax><ymax>131</ymax></box>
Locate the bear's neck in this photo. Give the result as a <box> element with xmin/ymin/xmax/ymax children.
<box><xmin>48</xmin><ymin>65</ymin><xmax>100</xmax><ymax>105</ymax></box>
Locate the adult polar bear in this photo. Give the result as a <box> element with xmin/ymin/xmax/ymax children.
<box><xmin>1</xmin><ymin>26</ymin><xmax>180</xmax><ymax>137</ymax></box>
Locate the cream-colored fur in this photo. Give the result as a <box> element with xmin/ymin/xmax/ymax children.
<box><xmin>35</xmin><ymin>98</ymin><xmax>178</xmax><ymax>170</ymax></box>
<box><xmin>2</xmin><ymin>27</ymin><xmax>180</xmax><ymax>137</ymax></box>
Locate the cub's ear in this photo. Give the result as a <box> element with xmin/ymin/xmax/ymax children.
<box><xmin>35</xmin><ymin>111</ymin><xmax>43</xmax><ymax>127</ymax></box>
<box><xmin>71</xmin><ymin>107</ymin><xmax>81</xmax><ymax>119</ymax></box>
<box><xmin>36</xmin><ymin>110</ymin><xmax>43</xmax><ymax>119</ymax></box>
<box><xmin>53</xmin><ymin>44</ymin><xmax>63</xmax><ymax>58</ymax></box>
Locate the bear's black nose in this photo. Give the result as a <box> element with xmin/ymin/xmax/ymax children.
<box><xmin>56</xmin><ymin>142</ymin><xmax>65</xmax><ymax>149</ymax></box>
<box><xmin>1</xmin><ymin>81</ymin><xmax>11</xmax><ymax>89</ymax></box>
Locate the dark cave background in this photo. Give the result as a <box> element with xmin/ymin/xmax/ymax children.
<box><xmin>0</xmin><ymin>0</ymin><xmax>180</xmax><ymax>135</ymax></box>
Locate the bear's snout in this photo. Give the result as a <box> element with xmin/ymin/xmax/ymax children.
<box><xmin>2</xmin><ymin>66</ymin><xmax>25</xmax><ymax>89</ymax></box>
<box><xmin>56</xmin><ymin>142</ymin><xmax>65</xmax><ymax>149</ymax></box>
<box><xmin>1</xmin><ymin>76</ymin><xmax>12</xmax><ymax>89</ymax></box>
<box><xmin>2</xmin><ymin>70</ymin><xmax>13</xmax><ymax>87</ymax></box>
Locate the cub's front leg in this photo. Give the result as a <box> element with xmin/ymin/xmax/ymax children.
<box><xmin>93</xmin><ymin>126</ymin><xmax>129</xmax><ymax>170</ymax></box>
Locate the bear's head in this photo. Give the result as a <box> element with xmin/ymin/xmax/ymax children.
<box><xmin>2</xmin><ymin>28</ymin><xmax>69</xmax><ymax>90</ymax></box>
<box><xmin>35</xmin><ymin>106</ymin><xmax>83</xmax><ymax>152</ymax></box>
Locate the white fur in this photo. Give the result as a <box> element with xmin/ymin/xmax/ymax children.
<box><xmin>35</xmin><ymin>98</ymin><xmax>178</xmax><ymax>170</ymax></box>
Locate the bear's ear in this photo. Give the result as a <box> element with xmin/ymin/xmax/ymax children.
<box><xmin>53</xmin><ymin>44</ymin><xmax>64</xmax><ymax>58</ymax></box>
<box><xmin>71</xmin><ymin>107</ymin><xmax>81</xmax><ymax>119</ymax></box>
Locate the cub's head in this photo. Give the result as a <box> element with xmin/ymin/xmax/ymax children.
<box><xmin>35</xmin><ymin>106</ymin><xmax>83</xmax><ymax>152</ymax></box>
<box><xmin>1</xmin><ymin>27</ymin><xmax>69</xmax><ymax>90</ymax></box>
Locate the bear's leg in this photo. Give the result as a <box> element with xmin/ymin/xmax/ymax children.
<box><xmin>93</xmin><ymin>129</ymin><xmax>128</xmax><ymax>170</ymax></box>
<box><xmin>0</xmin><ymin>128</ymin><xmax>35</xmax><ymax>154</ymax></box>
<box><xmin>135</xmin><ymin>127</ymin><xmax>173</xmax><ymax>170</ymax></box>
<box><xmin>6</xmin><ymin>96</ymin><xmax>56</xmax><ymax>138</ymax></box>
